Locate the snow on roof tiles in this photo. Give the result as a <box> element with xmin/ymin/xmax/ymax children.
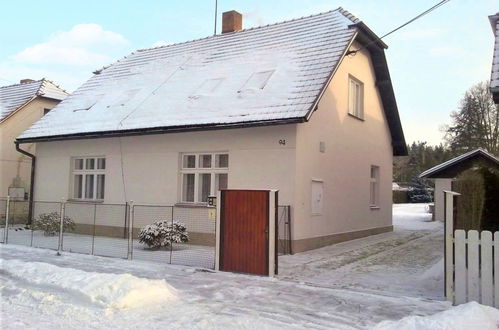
<box><xmin>0</xmin><ymin>79</ymin><xmax>68</xmax><ymax>121</ymax></box>
<box><xmin>490</xmin><ymin>13</ymin><xmax>499</xmax><ymax>90</ymax></box>
<box><xmin>18</xmin><ymin>8</ymin><xmax>358</xmax><ymax>140</ymax></box>
<box><xmin>419</xmin><ymin>148</ymin><xmax>499</xmax><ymax>178</ymax></box>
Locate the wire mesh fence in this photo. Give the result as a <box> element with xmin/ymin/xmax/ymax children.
<box><xmin>1</xmin><ymin>197</ymin><xmax>292</xmax><ymax>268</ymax></box>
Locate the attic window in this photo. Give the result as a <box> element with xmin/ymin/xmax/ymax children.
<box><xmin>190</xmin><ymin>78</ymin><xmax>224</xmax><ymax>99</ymax></box>
<box><xmin>239</xmin><ymin>70</ymin><xmax>274</xmax><ymax>92</ymax></box>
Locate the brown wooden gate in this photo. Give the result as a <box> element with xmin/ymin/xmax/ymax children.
<box><xmin>219</xmin><ymin>190</ymin><xmax>272</xmax><ymax>275</ymax></box>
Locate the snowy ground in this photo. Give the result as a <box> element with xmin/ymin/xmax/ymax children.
<box><xmin>1</xmin><ymin>204</ymin><xmax>497</xmax><ymax>329</ymax></box>
<box><xmin>279</xmin><ymin>203</ymin><xmax>444</xmax><ymax>299</ymax></box>
<box><xmin>1</xmin><ymin>229</ymin><xmax>215</xmax><ymax>269</ymax></box>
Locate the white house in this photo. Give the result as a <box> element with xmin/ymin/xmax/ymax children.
<box><xmin>16</xmin><ymin>8</ymin><xmax>407</xmax><ymax>252</ymax></box>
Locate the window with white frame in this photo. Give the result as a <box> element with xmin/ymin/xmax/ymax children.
<box><xmin>370</xmin><ymin>165</ymin><xmax>379</xmax><ymax>207</ymax></box>
<box><xmin>348</xmin><ymin>75</ymin><xmax>364</xmax><ymax>119</ymax></box>
<box><xmin>72</xmin><ymin>157</ymin><xmax>106</xmax><ymax>200</ymax></box>
<box><xmin>180</xmin><ymin>153</ymin><xmax>228</xmax><ymax>203</ymax></box>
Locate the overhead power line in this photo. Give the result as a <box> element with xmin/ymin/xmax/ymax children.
<box><xmin>346</xmin><ymin>0</ymin><xmax>451</xmax><ymax>56</ymax></box>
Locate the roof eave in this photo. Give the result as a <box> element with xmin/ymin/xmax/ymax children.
<box><xmin>16</xmin><ymin>117</ymin><xmax>306</xmax><ymax>144</ymax></box>
<box><xmin>419</xmin><ymin>149</ymin><xmax>499</xmax><ymax>178</ymax></box>
<box><xmin>348</xmin><ymin>22</ymin><xmax>388</xmax><ymax>49</ymax></box>
<box><xmin>352</xmin><ymin>27</ymin><xmax>407</xmax><ymax>156</ymax></box>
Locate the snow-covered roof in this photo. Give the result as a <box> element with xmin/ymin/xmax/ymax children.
<box><xmin>16</xmin><ymin>8</ymin><xmax>406</xmax><ymax>156</ymax></box>
<box><xmin>419</xmin><ymin>149</ymin><xmax>499</xmax><ymax>179</ymax></box>
<box><xmin>18</xmin><ymin>9</ymin><xmax>361</xmax><ymax>140</ymax></box>
<box><xmin>0</xmin><ymin>79</ymin><xmax>68</xmax><ymax>122</ymax></box>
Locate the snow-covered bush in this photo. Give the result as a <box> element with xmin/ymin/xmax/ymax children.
<box><xmin>32</xmin><ymin>212</ymin><xmax>75</xmax><ymax>236</ymax></box>
<box><xmin>138</xmin><ymin>220</ymin><xmax>189</xmax><ymax>249</ymax></box>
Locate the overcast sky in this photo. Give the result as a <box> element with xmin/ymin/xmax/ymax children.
<box><xmin>0</xmin><ymin>0</ymin><xmax>496</xmax><ymax>146</ymax></box>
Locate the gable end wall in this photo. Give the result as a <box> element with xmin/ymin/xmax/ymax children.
<box><xmin>292</xmin><ymin>41</ymin><xmax>394</xmax><ymax>251</ymax></box>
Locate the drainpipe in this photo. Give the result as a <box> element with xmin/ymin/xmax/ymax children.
<box><xmin>15</xmin><ymin>141</ymin><xmax>35</xmax><ymax>225</ymax></box>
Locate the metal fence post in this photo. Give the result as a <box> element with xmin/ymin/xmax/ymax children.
<box><xmin>57</xmin><ymin>198</ymin><xmax>66</xmax><ymax>256</ymax></box>
<box><xmin>127</xmin><ymin>201</ymin><xmax>134</xmax><ymax>260</ymax></box>
<box><xmin>4</xmin><ymin>196</ymin><xmax>11</xmax><ymax>244</ymax></box>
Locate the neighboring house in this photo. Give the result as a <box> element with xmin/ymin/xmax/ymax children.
<box><xmin>419</xmin><ymin>149</ymin><xmax>499</xmax><ymax>224</ymax></box>
<box><xmin>16</xmin><ymin>8</ymin><xmax>407</xmax><ymax>252</ymax></box>
<box><xmin>0</xmin><ymin>79</ymin><xmax>68</xmax><ymax>199</ymax></box>
<box><xmin>490</xmin><ymin>13</ymin><xmax>499</xmax><ymax>104</ymax></box>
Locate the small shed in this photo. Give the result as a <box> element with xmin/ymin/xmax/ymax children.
<box><xmin>420</xmin><ymin>149</ymin><xmax>499</xmax><ymax>230</ymax></box>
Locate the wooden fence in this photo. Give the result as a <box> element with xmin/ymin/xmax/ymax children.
<box><xmin>444</xmin><ymin>191</ymin><xmax>498</xmax><ymax>308</ymax></box>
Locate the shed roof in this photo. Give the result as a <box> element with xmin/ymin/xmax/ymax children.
<box><xmin>419</xmin><ymin>149</ymin><xmax>499</xmax><ymax>179</ymax></box>
<box><xmin>16</xmin><ymin>8</ymin><xmax>406</xmax><ymax>155</ymax></box>
<box><xmin>0</xmin><ymin>79</ymin><xmax>68</xmax><ymax>122</ymax></box>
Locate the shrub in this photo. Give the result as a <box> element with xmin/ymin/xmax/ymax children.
<box><xmin>408</xmin><ymin>177</ymin><xmax>433</xmax><ymax>203</ymax></box>
<box><xmin>138</xmin><ymin>220</ymin><xmax>189</xmax><ymax>249</ymax></box>
<box><xmin>32</xmin><ymin>212</ymin><xmax>75</xmax><ymax>236</ymax></box>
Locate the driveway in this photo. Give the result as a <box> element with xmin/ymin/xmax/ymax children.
<box><xmin>279</xmin><ymin>203</ymin><xmax>444</xmax><ymax>300</ymax></box>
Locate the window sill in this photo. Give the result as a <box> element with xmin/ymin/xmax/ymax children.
<box><xmin>370</xmin><ymin>206</ymin><xmax>380</xmax><ymax>210</ymax></box>
<box><xmin>174</xmin><ymin>202</ymin><xmax>214</xmax><ymax>209</ymax></box>
<box><xmin>348</xmin><ymin>113</ymin><xmax>365</xmax><ymax>121</ymax></box>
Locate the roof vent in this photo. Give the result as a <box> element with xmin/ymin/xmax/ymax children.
<box><xmin>20</xmin><ymin>79</ymin><xmax>35</xmax><ymax>84</ymax></box>
<box><xmin>222</xmin><ymin>10</ymin><xmax>242</xmax><ymax>33</ymax></box>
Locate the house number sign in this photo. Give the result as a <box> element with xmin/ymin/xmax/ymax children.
<box><xmin>279</xmin><ymin>139</ymin><xmax>286</xmax><ymax>146</ymax></box>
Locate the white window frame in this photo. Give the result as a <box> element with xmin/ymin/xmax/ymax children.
<box><xmin>370</xmin><ymin>165</ymin><xmax>380</xmax><ymax>208</ymax></box>
<box><xmin>348</xmin><ymin>75</ymin><xmax>364</xmax><ymax>119</ymax></box>
<box><xmin>71</xmin><ymin>156</ymin><xmax>106</xmax><ymax>201</ymax></box>
<box><xmin>179</xmin><ymin>152</ymin><xmax>229</xmax><ymax>204</ymax></box>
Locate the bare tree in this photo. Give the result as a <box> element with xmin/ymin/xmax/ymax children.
<box><xmin>444</xmin><ymin>81</ymin><xmax>499</xmax><ymax>155</ymax></box>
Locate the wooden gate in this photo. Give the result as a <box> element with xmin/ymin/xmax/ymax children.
<box><xmin>216</xmin><ymin>190</ymin><xmax>277</xmax><ymax>276</ymax></box>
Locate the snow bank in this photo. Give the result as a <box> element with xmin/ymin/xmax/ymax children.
<box><xmin>2</xmin><ymin>259</ymin><xmax>177</xmax><ymax>310</ymax></box>
<box><xmin>374</xmin><ymin>301</ymin><xmax>499</xmax><ymax>330</ymax></box>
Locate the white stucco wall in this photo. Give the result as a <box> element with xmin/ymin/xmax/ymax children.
<box><xmin>292</xmin><ymin>41</ymin><xmax>394</xmax><ymax>245</ymax></box>
<box><xmin>434</xmin><ymin>178</ymin><xmax>452</xmax><ymax>222</ymax></box>
<box><xmin>33</xmin><ymin>125</ymin><xmax>296</xmax><ymax>207</ymax></box>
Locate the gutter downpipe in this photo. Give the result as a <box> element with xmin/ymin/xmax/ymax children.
<box><xmin>15</xmin><ymin>141</ymin><xmax>35</xmax><ymax>225</ymax></box>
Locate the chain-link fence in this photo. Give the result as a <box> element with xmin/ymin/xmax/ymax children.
<box><xmin>1</xmin><ymin>197</ymin><xmax>292</xmax><ymax>268</ymax></box>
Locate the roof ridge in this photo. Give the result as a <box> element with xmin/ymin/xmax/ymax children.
<box><xmin>93</xmin><ymin>8</ymin><xmax>347</xmax><ymax>74</ymax></box>
<box><xmin>138</xmin><ymin>8</ymin><xmax>343</xmax><ymax>53</ymax></box>
<box><xmin>0</xmin><ymin>79</ymin><xmax>43</xmax><ymax>89</ymax></box>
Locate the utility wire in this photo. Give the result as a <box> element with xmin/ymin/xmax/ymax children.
<box><xmin>346</xmin><ymin>0</ymin><xmax>451</xmax><ymax>56</ymax></box>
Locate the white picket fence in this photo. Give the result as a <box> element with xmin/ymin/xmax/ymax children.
<box><xmin>444</xmin><ymin>191</ymin><xmax>498</xmax><ymax>308</ymax></box>
<box><xmin>453</xmin><ymin>230</ymin><xmax>498</xmax><ymax>307</ymax></box>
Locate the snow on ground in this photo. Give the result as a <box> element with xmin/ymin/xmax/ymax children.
<box><xmin>279</xmin><ymin>203</ymin><xmax>444</xmax><ymax>299</ymax></box>
<box><xmin>2</xmin><ymin>259</ymin><xmax>177</xmax><ymax>311</ymax></box>
<box><xmin>1</xmin><ymin>228</ymin><xmax>215</xmax><ymax>269</ymax></box>
<box><xmin>0</xmin><ymin>203</ymin><xmax>490</xmax><ymax>329</ymax></box>
<box><xmin>374</xmin><ymin>301</ymin><xmax>499</xmax><ymax>330</ymax></box>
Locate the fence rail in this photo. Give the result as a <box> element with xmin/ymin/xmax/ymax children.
<box><xmin>1</xmin><ymin>197</ymin><xmax>292</xmax><ymax>269</ymax></box>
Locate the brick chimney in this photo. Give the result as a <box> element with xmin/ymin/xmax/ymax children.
<box><xmin>222</xmin><ymin>10</ymin><xmax>242</xmax><ymax>33</ymax></box>
<box><xmin>20</xmin><ymin>79</ymin><xmax>35</xmax><ymax>84</ymax></box>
